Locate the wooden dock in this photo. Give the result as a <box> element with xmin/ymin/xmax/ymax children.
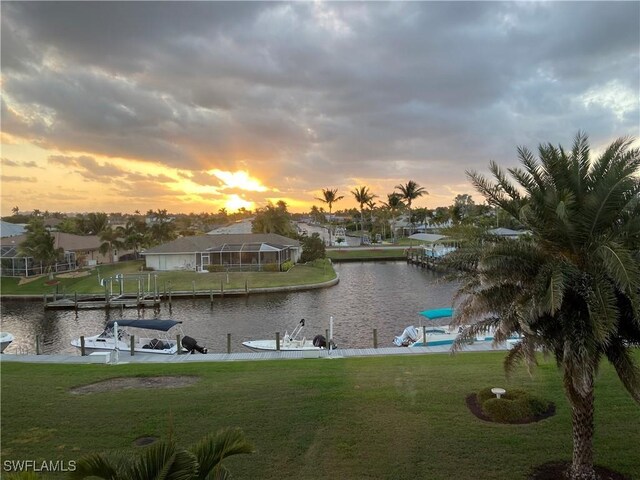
<box><xmin>405</xmin><ymin>250</ymin><xmax>441</xmax><ymax>269</ymax></box>
<box><xmin>44</xmin><ymin>294</ymin><xmax>161</xmax><ymax>310</ymax></box>
<box><xmin>0</xmin><ymin>343</ymin><xmax>513</xmax><ymax>365</ymax></box>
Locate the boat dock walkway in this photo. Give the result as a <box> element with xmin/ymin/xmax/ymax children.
<box><xmin>0</xmin><ymin>342</ymin><xmax>510</xmax><ymax>365</ymax></box>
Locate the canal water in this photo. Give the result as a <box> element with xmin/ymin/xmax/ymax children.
<box><xmin>0</xmin><ymin>261</ymin><xmax>458</xmax><ymax>355</ymax></box>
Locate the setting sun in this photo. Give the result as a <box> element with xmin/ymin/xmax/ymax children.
<box><xmin>224</xmin><ymin>194</ymin><xmax>254</xmax><ymax>212</ymax></box>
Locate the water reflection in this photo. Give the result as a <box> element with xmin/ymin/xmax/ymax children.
<box><xmin>0</xmin><ymin>262</ymin><xmax>457</xmax><ymax>354</ymax></box>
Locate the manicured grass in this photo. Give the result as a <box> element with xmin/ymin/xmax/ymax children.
<box><xmin>1</xmin><ymin>351</ymin><xmax>639</xmax><ymax>479</ymax></box>
<box><xmin>0</xmin><ymin>260</ymin><xmax>336</xmax><ymax>296</ymax></box>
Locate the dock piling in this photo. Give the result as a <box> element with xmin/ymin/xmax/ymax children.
<box><xmin>80</xmin><ymin>336</ymin><xmax>85</xmax><ymax>356</ymax></box>
<box><xmin>130</xmin><ymin>336</ymin><xmax>135</xmax><ymax>356</ymax></box>
<box><xmin>373</xmin><ymin>328</ymin><xmax>378</xmax><ymax>348</ymax></box>
<box><xmin>276</xmin><ymin>332</ymin><xmax>280</xmax><ymax>351</ymax></box>
<box><xmin>227</xmin><ymin>333</ymin><xmax>231</xmax><ymax>354</ymax></box>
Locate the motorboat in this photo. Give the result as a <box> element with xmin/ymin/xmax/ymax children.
<box><xmin>394</xmin><ymin>308</ymin><xmax>519</xmax><ymax>347</ymax></box>
<box><xmin>71</xmin><ymin>320</ymin><xmax>207</xmax><ymax>355</ymax></box>
<box><xmin>395</xmin><ymin>308</ymin><xmax>480</xmax><ymax>347</ymax></box>
<box><xmin>1</xmin><ymin>332</ymin><xmax>14</xmax><ymax>353</ymax></box>
<box><xmin>242</xmin><ymin>319</ymin><xmax>336</xmax><ymax>352</ymax></box>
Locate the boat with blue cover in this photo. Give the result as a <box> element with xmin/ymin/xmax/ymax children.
<box><xmin>71</xmin><ymin>319</ymin><xmax>207</xmax><ymax>355</ymax></box>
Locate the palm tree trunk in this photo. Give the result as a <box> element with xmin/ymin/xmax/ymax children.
<box><xmin>564</xmin><ymin>372</ymin><xmax>597</xmax><ymax>480</ymax></box>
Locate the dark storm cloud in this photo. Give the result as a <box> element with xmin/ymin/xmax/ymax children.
<box><xmin>2</xmin><ymin>1</ymin><xmax>638</xmax><ymax>196</ymax></box>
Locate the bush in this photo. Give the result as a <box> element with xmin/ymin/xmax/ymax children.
<box><xmin>206</xmin><ymin>265</ymin><xmax>226</xmax><ymax>272</ymax></box>
<box><xmin>300</xmin><ymin>233</ymin><xmax>326</xmax><ymax>262</ymax></box>
<box><xmin>281</xmin><ymin>260</ymin><xmax>294</xmax><ymax>272</ymax></box>
<box><xmin>478</xmin><ymin>387</ymin><xmax>551</xmax><ymax>423</ymax></box>
<box><xmin>263</xmin><ymin>263</ymin><xmax>280</xmax><ymax>272</ymax></box>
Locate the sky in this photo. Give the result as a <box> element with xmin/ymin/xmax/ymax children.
<box><xmin>1</xmin><ymin>1</ymin><xmax>638</xmax><ymax>216</ymax></box>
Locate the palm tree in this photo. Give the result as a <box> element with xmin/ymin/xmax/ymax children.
<box><xmin>99</xmin><ymin>227</ymin><xmax>124</xmax><ymax>263</ymax></box>
<box><xmin>117</xmin><ymin>220</ymin><xmax>146</xmax><ymax>259</ymax></box>
<box><xmin>315</xmin><ymin>188</ymin><xmax>344</xmax><ymax>245</ymax></box>
<box><xmin>11</xmin><ymin>206</ymin><xmax>19</xmax><ymax>215</ymax></box>
<box><xmin>395</xmin><ymin>181</ymin><xmax>428</xmax><ymax>235</ymax></box>
<box><xmin>86</xmin><ymin>212</ymin><xmax>109</xmax><ymax>235</ymax></box>
<box><xmin>71</xmin><ymin>428</ymin><xmax>254</xmax><ymax>480</ymax></box>
<box><xmin>447</xmin><ymin>133</ymin><xmax>640</xmax><ymax>480</ymax></box>
<box><xmin>381</xmin><ymin>193</ymin><xmax>405</xmax><ymax>243</ymax></box>
<box><xmin>351</xmin><ymin>186</ymin><xmax>376</xmax><ymax>240</ymax></box>
<box><xmin>17</xmin><ymin>218</ymin><xmax>64</xmax><ymax>274</ymax></box>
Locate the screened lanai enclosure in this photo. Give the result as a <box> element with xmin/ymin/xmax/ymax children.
<box><xmin>142</xmin><ymin>234</ymin><xmax>301</xmax><ymax>272</ymax></box>
<box><xmin>204</xmin><ymin>242</ymin><xmax>292</xmax><ymax>271</ymax></box>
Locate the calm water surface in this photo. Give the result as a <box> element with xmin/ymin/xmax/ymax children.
<box><xmin>0</xmin><ymin>262</ymin><xmax>457</xmax><ymax>354</ymax></box>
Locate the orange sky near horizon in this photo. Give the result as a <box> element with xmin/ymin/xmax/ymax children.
<box><xmin>0</xmin><ymin>135</ymin><xmax>465</xmax><ymax>216</ymax></box>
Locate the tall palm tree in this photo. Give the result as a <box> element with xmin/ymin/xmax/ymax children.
<box><xmin>351</xmin><ymin>186</ymin><xmax>376</xmax><ymax>240</ymax></box>
<box><xmin>381</xmin><ymin>193</ymin><xmax>405</xmax><ymax>243</ymax></box>
<box><xmin>446</xmin><ymin>133</ymin><xmax>640</xmax><ymax>480</ymax></box>
<box><xmin>71</xmin><ymin>428</ymin><xmax>253</xmax><ymax>480</ymax></box>
<box><xmin>395</xmin><ymin>181</ymin><xmax>428</xmax><ymax>235</ymax></box>
<box><xmin>315</xmin><ymin>188</ymin><xmax>344</xmax><ymax>245</ymax></box>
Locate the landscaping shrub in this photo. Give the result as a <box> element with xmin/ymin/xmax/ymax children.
<box><xmin>281</xmin><ymin>260</ymin><xmax>294</xmax><ymax>272</ymax></box>
<box><xmin>206</xmin><ymin>265</ymin><xmax>226</xmax><ymax>272</ymax></box>
<box><xmin>478</xmin><ymin>387</ymin><xmax>551</xmax><ymax>423</ymax></box>
<box><xmin>263</xmin><ymin>263</ymin><xmax>280</xmax><ymax>272</ymax></box>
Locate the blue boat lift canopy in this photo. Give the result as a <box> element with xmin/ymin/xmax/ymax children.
<box><xmin>418</xmin><ymin>308</ymin><xmax>453</xmax><ymax>320</ymax></box>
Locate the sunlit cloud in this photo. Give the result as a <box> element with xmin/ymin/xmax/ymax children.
<box><xmin>209</xmin><ymin>169</ymin><xmax>269</xmax><ymax>193</ymax></box>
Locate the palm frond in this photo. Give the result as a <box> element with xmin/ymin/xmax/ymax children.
<box><xmin>604</xmin><ymin>341</ymin><xmax>640</xmax><ymax>404</ymax></box>
<box><xmin>190</xmin><ymin>428</ymin><xmax>254</xmax><ymax>480</ymax></box>
<box><xmin>70</xmin><ymin>452</ymin><xmax>122</xmax><ymax>480</ymax></box>
<box><xmin>129</xmin><ymin>440</ymin><xmax>197</xmax><ymax>480</ymax></box>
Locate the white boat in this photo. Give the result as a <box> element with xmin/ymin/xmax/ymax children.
<box><xmin>1</xmin><ymin>332</ymin><xmax>14</xmax><ymax>353</ymax></box>
<box><xmin>242</xmin><ymin>319</ymin><xmax>335</xmax><ymax>352</ymax></box>
<box><xmin>394</xmin><ymin>308</ymin><xmax>519</xmax><ymax>347</ymax></box>
<box><xmin>71</xmin><ymin>320</ymin><xmax>207</xmax><ymax>355</ymax></box>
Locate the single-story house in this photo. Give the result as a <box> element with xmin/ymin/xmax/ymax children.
<box><xmin>141</xmin><ymin>233</ymin><xmax>301</xmax><ymax>272</ymax></box>
<box><xmin>0</xmin><ymin>232</ymin><xmax>111</xmax><ymax>277</ymax></box>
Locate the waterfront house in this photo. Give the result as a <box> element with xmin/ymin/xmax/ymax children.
<box><xmin>0</xmin><ymin>232</ymin><xmax>111</xmax><ymax>277</ymax></box>
<box><xmin>141</xmin><ymin>233</ymin><xmax>301</xmax><ymax>272</ymax></box>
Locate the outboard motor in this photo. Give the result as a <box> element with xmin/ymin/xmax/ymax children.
<box><xmin>312</xmin><ymin>335</ymin><xmax>337</xmax><ymax>349</ymax></box>
<box><xmin>181</xmin><ymin>336</ymin><xmax>208</xmax><ymax>354</ymax></box>
<box><xmin>393</xmin><ymin>326</ymin><xmax>419</xmax><ymax>347</ymax></box>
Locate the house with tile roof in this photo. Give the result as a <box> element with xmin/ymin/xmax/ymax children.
<box><xmin>0</xmin><ymin>232</ymin><xmax>113</xmax><ymax>277</ymax></box>
<box><xmin>141</xmin><ymin>233</ymin><xmax>301</xmax><ymax>272</ymax></box>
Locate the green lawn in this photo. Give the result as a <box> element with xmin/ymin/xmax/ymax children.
<box><xmin>1</xmin><ymin>351</ymin><xmax>639</xmax><ymax>479</ymax></box>
<box><xmin>0</xmin><ymin>259</ymin><xmax>336</xmax><ymax>296</ymax></box>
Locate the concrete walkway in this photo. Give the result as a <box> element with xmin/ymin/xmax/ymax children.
<box><xmin>0</xmin><ymin>342</ymin><xmax>510</xmax><ymax>365</ymax></box>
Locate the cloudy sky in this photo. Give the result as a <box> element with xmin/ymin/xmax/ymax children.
<box><xmin>1</xmin><ymin>1</ymin><xmax>638</xmax><ymax>215</ymax></box>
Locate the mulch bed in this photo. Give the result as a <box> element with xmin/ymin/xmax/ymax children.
<box><xmin>466</xmin><ymin>394</ymin><xmax>632</xmax><ymax>479</ymax></box>
<box><xmin>465</xmin><ymin>393</ymin><xmax>556</xmax><ymax>424</ymax></box>
<box><xmin>527</xmin><ymin>461</ymin><xmax>632</xmax><ymax>480</ymax></box>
